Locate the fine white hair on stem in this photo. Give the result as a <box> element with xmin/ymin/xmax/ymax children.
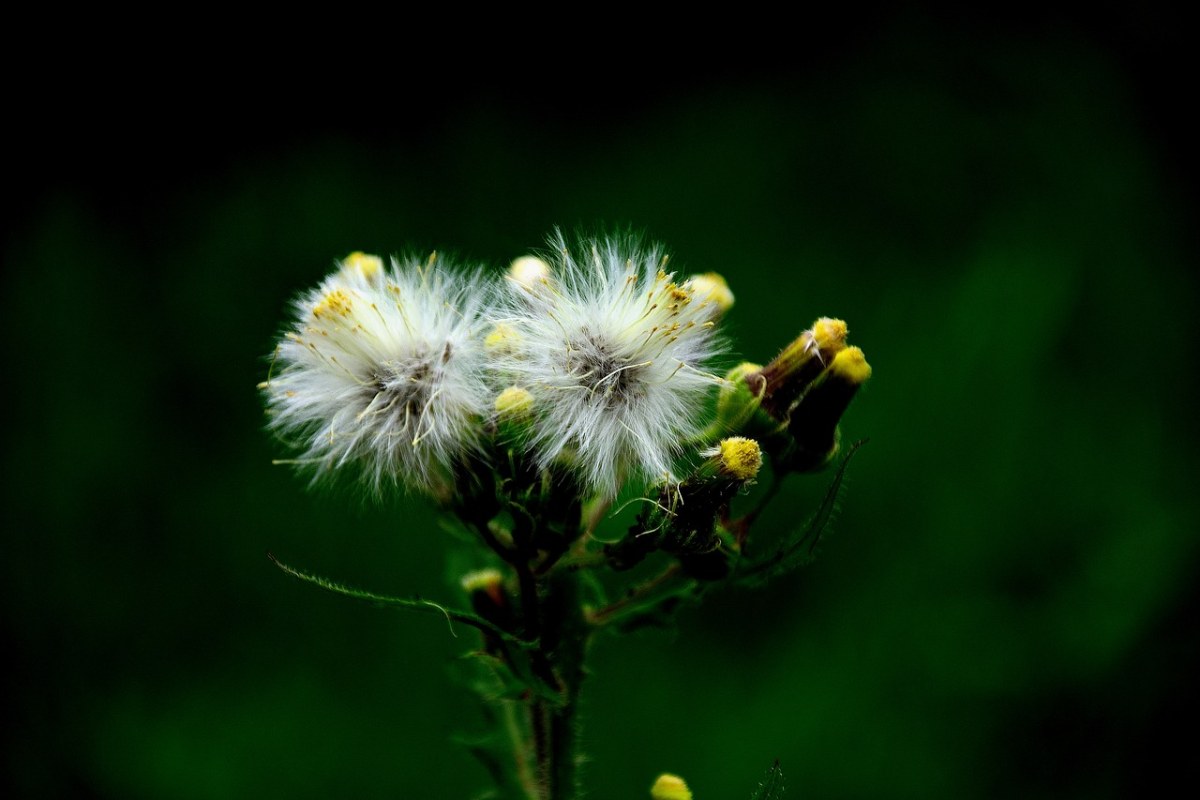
<box><xmin>493</xmin><ymin>231</ymin><xmax>726</xmax><ymax>498</ymax></box>
<box><xmin>261</xmin><ymin>253</ymin><xmax>492</xmax><ymax>494</ymax></box>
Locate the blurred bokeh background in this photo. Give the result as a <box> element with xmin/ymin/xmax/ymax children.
<box><xmin>5</xmin><ymin>9</ymin><xmax>1196</xmax><ymax>798</ymax></box>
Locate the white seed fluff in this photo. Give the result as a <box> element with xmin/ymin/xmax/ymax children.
<box><xmin>262</xmin><ymin>254</ymin><xmax>491</xmax><ymax>494</ymax></box>
<box><xmin>494</xmin><ymin>233</ymin><xmax>725</xmax><ymax>497</ymax></box>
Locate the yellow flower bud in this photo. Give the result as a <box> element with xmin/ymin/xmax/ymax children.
<box><xmin>757</xmin><ymin>317</ymin><xmax>849</xmax><ymax>420</ymax></box>
<box><xmin>459</xmin><ymin>568</ymin><xmax>511</xmax><ymax>643</ymax></box>
<box><xmin>494</xmin><ymin>386</ymin><xmax>534</xmax><ymax>421</ymax></box>
<box><xmin>718</xmin><ymin>436</ymin><xmax>762</xmax><ymax>481</ymax></box>
<box><xmin>686</xmin><ymin>271</ymin><xmax>734</xmax><ymax>317</ymax></box>
<box><xmin>829</xmin><ymin>344</ymin><xmax>871</xmax><ymax>384</ymax></box>
<box><xmin>508</xmin><ymin>255</ymin><xmax>552</xmax><ymax>291</ymax></box>
<box><xmin>715</xmin><ymin>362</ymin><xmax>774</xmax><ymax>436</ymax></box>
<box><xmin>485</xmin><ymin>323</ymin><xmax>522</xmax><ymax>356</ymax></box>
<box><xmin>342</xmin><ymin>251</ymin><xmax>383</xmax><ymax>281</ymax></box>
<box><xmin>460</xmin><ymin>568</ymin><xmax>504</xmax><ymax>594</ymax></box>
<box><xmin>810</xmin><ymin>317</ymin><xmax>849</xmax><ymax>361</ymax></box>
<box><xmin>651</xmin><ymin>773</ymin><xmax>693</xmax><ymax>800</ymax></box>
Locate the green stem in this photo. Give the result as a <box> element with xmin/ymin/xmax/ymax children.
<box><xmin>470</xmin><ymin>501</ymin><xmax>589</xmax><ymax>798</ymax></box>
<box><xmin>541</xmin><ymin>569</ymin><xmax>588</xmax><ymax>800</ymax></box>
<box><xmin>501</xmin><ymin>697</ymin><xmax>539</xmax><ymax>800</ymax></box>
<box><xmin>587</xmin><ymin>564</ymin><xmax>682</xmax><ymax>627</ymax></box>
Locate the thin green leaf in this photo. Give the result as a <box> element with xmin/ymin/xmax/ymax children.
<box><xmin>751</xmin><ymin>759</ymin><xmax>785</xmax><ymax>800</ymax></box>
<box><xmin>268</xmin><ymin>553</ymin><xmax>533</xmax><ymax>648</ymax></box>
<box><xmin>736</xmin><ymin>438</ymin><xmax>867</xmax><ymax>586</ymax></box>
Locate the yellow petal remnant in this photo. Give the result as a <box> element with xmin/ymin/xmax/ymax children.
<box><xmin>686</xmin><ymin>271</ymin><xmax>734</xmax><ymax>316</ymax></box>
<box><xmin>342</xmin><ymin>251</ymin><xmax>383</xmax><ymax>281</ymax></box>
<box><xmin>651</xmin><ymin>773</ymin><xmax>693</xmax><ymax>800</ymax></box>
<box><xmin>718</xmin><ymin>436</ymin><xmax>763</xmax><ymax>481</ymax></box>
<box><xmin>494</xmin><ymin>386</ymin><xmax>534</xmax><ymax>420</ymax></box>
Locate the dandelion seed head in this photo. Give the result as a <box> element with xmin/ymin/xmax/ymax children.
<box><xmin>262</xmin><ymin>252</ymin><xmax>491</xmax><ymax>494</ymax></box>
<box><xmin>494</xmin><ymin>232</ymin><xmax>726</xmax><ymax>497</ymax></box>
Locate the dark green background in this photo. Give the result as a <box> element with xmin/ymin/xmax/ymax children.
<box><xmin>6</xmin><ymin>12</ymin><xmax>1196</xmax><ymax>798</ymax></box>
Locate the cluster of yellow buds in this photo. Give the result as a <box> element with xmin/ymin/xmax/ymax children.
<box><xmin>718</xmin><ymin>317</ymin><xmax>871</xmax><ymax>472</ymax></box>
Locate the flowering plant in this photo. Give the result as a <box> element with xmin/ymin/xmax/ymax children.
<box><xmin>261</xmin><ymin>232</ymin><xmax>870</xmax><ymax>799</ymax></box>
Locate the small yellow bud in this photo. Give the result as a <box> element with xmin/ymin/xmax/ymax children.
<box><xmin>650</xmin><ymin>773</ymin><xmax>693</xmax><ymax>800</ymax></box>
<box><xmin>725</xmin><ymin>361</ymin><xmax>763</xmax><ymax>383</ymax></box>
<box><xmin>342</xmin><ymin>251</ymin><xmax>383</xmax><ymax>281</ymax></box>
<box><xmin>495</xmin><ymin>386</ymin><xmax>534</xmax><ymax>420</ymax></box>
<box><xmin>756</xmin><ymin>317</ymin><xmax>850</xmax><ymax>420</ymax></box>
<box><xmin>715</xmin><ymin>362</ymin><xmax>772</xmax><ymax>435</ymax></box>
<box><xmin>509</xmin><ymin>255</ymin><xmax>552</xmax><ymax>290</ymax></box>
<box><xmin>485</xmin><ymin>323</ymin><xmax>522</xmax><ymax>355</ymax></box>
<box><xmin>811</xmin><ymin>317</ymin><xmax>849</xmax><ymax>362</ymax></box>
<box><xmin>829</xmin><ymin>345</ymin><xmax>871</xmax><ymax>385</ymax></box>
<box><xmin>460</xmin><ymin>568</ymin><xmax>504</xmax><ymax>594</ymax></box>
<box><xmin>687</xmin><ymin>272</ymin><xmax>734</xmax><ymax>316</ymax></box>
<box><xmin>718</xmin><ymin>436</ymin><xmax>762</xmax><ymax>481</ymax></box>
<box><xmin>460</xmin><ymin>568</ymin><xmax>510</xmax><ymax>634</ymax></box>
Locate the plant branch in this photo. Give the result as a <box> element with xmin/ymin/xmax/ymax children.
<box><xmin>586</xmin><ymin>563</ymin><xmax>684</xmax><ymax>627</ymax></box>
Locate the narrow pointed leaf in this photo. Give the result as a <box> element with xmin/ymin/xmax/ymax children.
<box><xmin>751</xmin><ymin>759</ymin><xmax>785</xmax><ymax>800</ymax></box>
<box><xmin>736</xmin><ymin>438</ymin><xmax>866</xmax><ymax>586</ymax></box>
<box><xmin>268</xmin><ymin>553</ymin><xmax>532</xmax><ymax>647</ymax></box>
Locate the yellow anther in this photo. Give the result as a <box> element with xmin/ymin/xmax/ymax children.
<box><xmin>313</xmin><ymin>289</ymin><xmax>353</xmax><ymax>319</ymax></box>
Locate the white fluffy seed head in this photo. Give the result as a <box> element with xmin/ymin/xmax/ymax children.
<box><xmin>262</xmin><ymin>253</ymin><xmax>492</xmax><ymax>495</ymax></box>
<box><xmin>492</xmin><ymin>232</ymin><xmax>726</xmax><ymax>497</ymax></box>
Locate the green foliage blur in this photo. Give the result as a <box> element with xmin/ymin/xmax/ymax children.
<box><xmin>5</xmin><ymin>13</ymin><xmax>1196</xmax><ymax>798</ymax></box>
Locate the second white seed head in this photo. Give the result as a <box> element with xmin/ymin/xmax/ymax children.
<box><xmin>491</xmin><ymin>232</ymin><xmax>726</xmax><ymax>497</ymax></box>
